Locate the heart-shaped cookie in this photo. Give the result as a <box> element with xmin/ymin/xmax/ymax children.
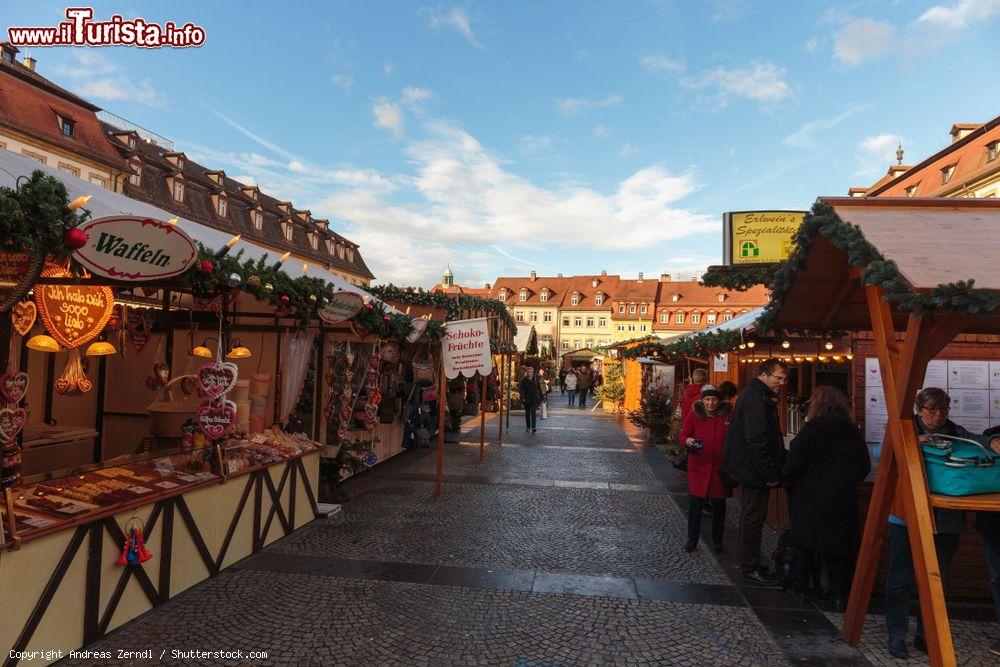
<box><xmin>197</xmin><ymin>362</ymin><xmax>239</xmax><ymax>398</ymax></box>
<box><xmin>197</xmin><ymin>399</ymin><xmax>236</xmax><ymax>440</ymax></box>
<box><xmin>0</xmin><ymin>407</ymin><xmax>26</xmax><ymax>442</ymax></box>
<box><xmin>55</xmin><ymin>378</ymin><xmax>73</xmax><ymax>395</ymax></box>
<box><xmin>76</xmin><ymin>377</ymin><xmax>93</xmax><ymax>393</ymax></box>
<box><xmin>34</xmin><ymin>266</ymin><xmax>114</xmax><ymax>348</ymax></box>
<box><xmin>13</xmin><ymin>300</ymin><xmax>36</xmax><ymax>336</ymax></box>
<box><xmin>0</xmin><ymin>372</ymin><xmax>29</xmax><ymax>404</ymax></box>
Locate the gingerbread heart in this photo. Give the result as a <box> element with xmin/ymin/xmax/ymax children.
<box><xmin>55</xmin><ymin>378</ymin><xmax>73</xmax><ymax>395</ymax></box>
<box><xmin>0</xmin><ymin>372</ymin><xmax>29</xmax><ymax>404</ymax></box>
<box><xmin>0</xmin><ymin>407</ymin><xmax>26</xmax><ymax>442</ymax></box>
<box><xmin>197</xmin><ymin>362</ymin><xmax>238</xmax><ymax>398</ymax></box>
<box><xmin>196</xmin><ymin>399</ymin><xmax>236</xmax><ymax>440</ymax></box>
<box><xmin>13</xmin><ymin>300</ymin><xmax>36</xmax><ymax>336</ymax></box>
<box><xmin>76</xmin><ymin>377</ymin><xmax>93</xmax><ymax>393</ymax></box>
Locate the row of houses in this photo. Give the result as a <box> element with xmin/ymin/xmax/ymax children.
<box><xmin>0</xmin><ymin>42</ymin><xmax>374</xmax><ymax>287</ymax></box>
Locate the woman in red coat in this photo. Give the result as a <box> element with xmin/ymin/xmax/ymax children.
<box><xmin>678</xmin><ymin>384</ymin><xmax>731</xmax><ymax>553</ymax></box>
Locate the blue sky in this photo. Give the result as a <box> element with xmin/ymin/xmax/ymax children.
<box><xmin>6</xmin><ymin>1</ymin><xmax>1000</xmax><ymax>287</ymax></box>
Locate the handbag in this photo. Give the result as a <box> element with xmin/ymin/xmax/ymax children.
<box><xmin>672</xmin><ymin>447</ymin><xmax>688</xmax><ymax>471</ymax></box>
<box><xmin>922</xmin><ymin>433</ymin><xmax>1000</xmax><ymax>496</ymax></box>
<box><xmin>421</xmin><ymin>387</ymin><xmax>438</xmax><ymax>403</ymax></box>
<box><xmin>413</xmin><ymin>361</ymin><xmax>434</xmax><ymax>383</ymax></box>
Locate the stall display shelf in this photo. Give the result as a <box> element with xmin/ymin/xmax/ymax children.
<box><xmin>930</xmin><ymin>492</ymin><xmax>1000</xmax><ymax>511</ymax></box>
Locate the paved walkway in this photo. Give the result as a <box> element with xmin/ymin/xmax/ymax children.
<box><xmin>60</xmin><ymin>403</ymin><xmax>997</xmax><ymax>665</ymax></box>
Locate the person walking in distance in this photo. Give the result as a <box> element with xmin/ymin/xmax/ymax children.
<box><xmin>564</xmin><ymin>367</ymin><xmax>578</xmax><ymax>407</ymax></box>
<box><xmin>781</xmin><ymin>386</ymin><xmax>870</xmax><ymax>608</ymax></box>
<box><xmin>576</xmin><ymin>366</ymin><xmax>592</xmax><ymax>408</ymax></box>
<box><xmin>559</xmin><ymin>368</ymin><xmax>567</xmax><ymax>395</ymax></box>
<box><xmin>518</xmin><ymin>367</ymin><xmax>543</xmax><ymax>433</ymax></box>
<box><xmin>679</xmin><ymin>384</ymin><xmax>732</xmax><ymax>553</ymax></box>
<box><xmin>723</xmin><ymin>358</ymin><xmax>788</xmax><ymax>586</ymax></box>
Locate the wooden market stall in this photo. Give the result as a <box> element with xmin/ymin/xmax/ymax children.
<box><xmin>763</xmin><ymin>196</ymin><xmax>1000</xmax><ymax>667</ymax></box>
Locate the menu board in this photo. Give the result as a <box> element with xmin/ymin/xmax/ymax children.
<box><xmin>864</xmin><ymin>355</ymin><xmax>1000</xmax><ymax>441</ymax></box>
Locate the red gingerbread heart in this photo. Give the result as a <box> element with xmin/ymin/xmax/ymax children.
<box><xmin>0</xmin><ymin>372</ymin><xmax>29</xmax><ymax>404</ymax></box>
<box><xmin>196</xmin><ymin>399</ymin><xmax>236</xmax><ymax>440</ymax></box>
<box><xmin>197</xmin><ymin>362</ymin><xmax>238</xmax><ymax>398</ymax></box>
<box><xmin>0</xmin><ymin>407</ymin><xmax>26</xmax><ymax>442</ymax></box>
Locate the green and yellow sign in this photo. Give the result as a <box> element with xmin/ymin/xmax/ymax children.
<box><xmin>723</xmin><ymin>210</ymin><xmax>806</xmax><ymax>265</ymax></box>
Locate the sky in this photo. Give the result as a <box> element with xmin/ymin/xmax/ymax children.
<box><xmin>5</xmin><ymin>1</ymin><xmax>1000</xmax><ymax>288</ymax></box>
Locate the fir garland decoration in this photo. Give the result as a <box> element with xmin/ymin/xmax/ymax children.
<box><xmin>700</xmin><ymin>265</ymin><xmax>777</xmax><ymax>292</ymax></box>
<box><xmin>0</xmin><ymin>170</ymin><xmax>91</xmax><ymax>258</ymax></box>
<box><xmin>621</xmin><ymin>329</ymin><xmax>742</xmax><ymax>360</ymax></box>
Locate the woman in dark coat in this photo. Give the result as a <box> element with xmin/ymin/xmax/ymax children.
<box><xmin>678</xmin><ymin>384</ymin><xmax>731</xmax><ymax>553</ymax></box>
<box><xmin>782</xmin><ymin>386</ymin><xmax>871</xmax><ymax>604</ymax></box>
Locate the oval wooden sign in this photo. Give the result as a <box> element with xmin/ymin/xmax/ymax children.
<box><xmin>318</xmin><ymin>292</ymin><xmax>365</xmax><ymax>325</ymax></box>
<box><xmin>71</xmin><ymin>215</ymin><xmax>197</xmax><ymax>281</ymax></box>
<box><xmin>35</xmin><ymin>266</ymin><xmax>115</xmax><ymax>349</ymax></box>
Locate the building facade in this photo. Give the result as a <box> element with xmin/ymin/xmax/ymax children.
<box><xmin>0</xmin><ymin>43</ymin><xmax>126</xmax><ymax>191</ymax></box>
<box><xmin>610</xmin><ymin>274</ymin><xmax>658</xmax><ymax>342</ymax></box>
<box><xmin>557</xmin><ymin>274</ymin><xmax>618</xmax><ymax>353</ymax></box>
<box><xmin>853</xmin><ymin>115</ymin><xmax>1000</xmax><ymax>200</ymax></box>
<box><xmin>652</xmin><ymin>279</ymin><xmax>768</xmax><ymax>338</ymax></box>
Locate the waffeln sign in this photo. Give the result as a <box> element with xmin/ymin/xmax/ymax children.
<box><xmin>72</xmin><ymin>215</ymin><xmax>198</xmax><ymax>281</ymax></box>
<box><xmin>442</xmin><ymin>317</ymin><xmax>492</xmax><ymax>379</ymax></box>
<box><xmin>318</xmin><ymin>292</ymin><xmax>365</xmax><ymax>324</ymax></box>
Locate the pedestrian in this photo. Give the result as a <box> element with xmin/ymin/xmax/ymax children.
<box><xmin>518</xmin><ymin>367</ymin><xmax>543</xmax><ymax>433</ymax></box>
<box><xmin>564</xmin><ymin>368</ymin><xmax>578</xmax><ymax>407</ymax></box>
<box><xmin>719</xmin><ymin>381</ymin><xmax>739</xmax><ymax>404</ymax></box>
<box><xmin>679</xmin><ymin>384</ymin><xmax>731</xmax><ymax>553</ymax></box>
<box><xmin>577</xmin><ymin>366</ymin><xmax>592</xmax><ymax>408</ymax></box>
<box><xmin>681</xmin><ymin>368</ymin><xmax>708</xmax><ymax>423</ymax></box>
<box><xmin>722</xmin><ymin>358</ymin><xmax>788</xmax><ymax>586</ymax></box>
<box><xmin>781</xmin><ymin>386</ymin><xmax>870</xmax><ymax>608</ymax></box>
<box><xmin>878</xmin><ymin>387</ymin><xmax>969</xmax><ymax>659</ymax></box>
<box><xmin>559</xmin><ymin>368</ymin><xmax>567</xmax><ymax>394</ymax></box>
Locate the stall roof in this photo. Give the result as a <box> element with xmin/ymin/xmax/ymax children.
<box><xmin>688</xmin><ymin>307</ymin><xmax>764</xmax><ymax>337</ymax></box>
<box><xmin>514</xmin><ymin>324</ymin><xmax>534</xmax><ymax>352</ymax></box>
<box><xmin>771</xmin><ymin>197</ymin><xmax>1000</xmax><ymax>333</ymax></box>
<box><xmin>0</xmin><ymin>148</ymin><xmax>378</xmax><ymax>301</ymax></box>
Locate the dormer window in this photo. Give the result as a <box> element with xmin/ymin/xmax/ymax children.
<box><xmin>618</xmin><ymin>304</ymin><xmax>625</xmax><ymax>314</ymax></box>
<box><xmin>129</xmin><ymin>136</ymin><xmax>136</xmax><ymax>149</ymax></box>
<box><xmin>640</xmin><ymin>304</ymin><xmax>647</xmax><ymax>315</ymax></box>
<box><xmin>988</xmin><ymin>142</ymin><xmax>999</xmax><ymax>163</ymax></box>
<box><xmin>672</xmin><ymin>294</ymin><xmax>680</xmax><ymax>302</ymax></box>
<box><xmin>629</xmin><ymin>304</ymin><xmax>637</xmax><ymax>315</ymax></box>
<box><xmin>707</xmin><ymin>312</ymin><xmax>717</xmax><ymax>324</ymax></box>
<box><xmin>325</xmin><ymin>239</ymin><xmax>335</xmax><ymax>254</ymax></box>
<box><xmin>591</xmin><ymin>279</ymin><xmax>598</xmax><ymax>288</ymax></box>
<box><xmin>56</xmin><ymin>114</ymin><xmax>74</xmax><ymax>138</ymax></box>
<box><xmin>499</xmin><ymin>289</ymin><xmax>507</xmax><ymax>302</ymax></box>
<box><xmin>675</xmin><ymin>313</ymin><xmax>685</xmax><ymax>324</ymax></box>
<box><xmin>217</xmin><ymin>196</ymin><xmax>227</xmax><ymax>217</ymax></box>
<box><xmin>660</xmin><ymin>312</ymin><xmax>669</xmax><ymax>324</ymax></box>
<box><xmin>172</xmin><ymin>179</ymin><xmax>184</xmax><ymax>202</ymax></box>
<box><xmin>691</xmin><ymin>313</ymin><xmax>701</xmax><ymax>324</ymax></box>
<box><xmin>308</xmin><ymin>233</ymin><xmax>318</xmax><ymax>250</ymax></box>
<box><xmin>717</xmin><ymin>294</ymin><xmax>727</xmax><ymax>302</ymax></box>
<box><xmin>941</xmin><ymin>164</ymin><xmax>956</xmax><ymax>185</ymax></box>
<box><xmin>571</xmin><ymin>293</ymin><xmax>579</xmax><ymax>306</ymax></box>
<box><xmin>595</xmin><ymin>293</ymin><xmax>603</xmax><ymax>306</ymax></box>
<box><xmin>723</xmin><ymin>311</ymin><xmax>733</xmax><ymax>321</ymax></box>
<box><xmin>906</xmin><ymin>184</ymin><xmax>918</xmax><ymax>197</ymax></box>
<box><xmin>253</xmin><ymin>210</ymin><xmax>263</xmax><ymax>230</ymax></box>
<box><xmin>540</xmin><ymin>289</ymin><xmax>549</xmax><ymax>302</ymax></box>
<box><xmin>519</xmin><ymin>289</ymin><xmax>527</xmax><ymax>302</ymax></box>
<box><xmin>284</xmin><ymin>224</ymin><xmax>294</xmax><ymax>241</ymax></box>
<box><xmin>337</xmin><ymin>245</ymin><xmax>346</xmax><ymax>260</ymax></box>
<box><xmin>347</xmin><ymin>248</ymin><xmax>354</xmax><ymax>262</ymax></box>
<box><xmin>128</xmin><ymin>162</ymin><xmax>141</xmax><ymax>186</ymax></box>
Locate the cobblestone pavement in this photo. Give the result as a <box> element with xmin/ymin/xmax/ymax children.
<box><xmin>56</xmin><ymin>403</ymin><xmax>902</xmax><ymax>665</ymax></box>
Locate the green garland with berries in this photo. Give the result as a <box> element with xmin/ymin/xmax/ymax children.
<box><xmin>620</xmin><ymin>329</ymin><xmax>743</xmax><ymax>360</ymax></box>
<box><xmin>0</xmin><ymin>170</ymin><xmax>91</xmax><ymax>260</ymax></box>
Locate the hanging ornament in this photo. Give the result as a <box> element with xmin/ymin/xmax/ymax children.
<box><xmin>12</xmin><ymin>300</ymin><xmax>36</xmax><ymax>336</ymax></box>
<box><xmin>198</xmin><ymin>259</ymin><xmax>214</xmax><ymax>274</ymax></box>
<box><xmin>362</xmin><ymin>451</ymin><xmax>377</xmax><ymax>466</ymax></box>
<box><xmin>246</xmin><ymin>275</ymin><xmax>261</xmax><ymax>290</ymax></box>
<box><xmin>126</xmin><ymin>308</ymin><xmax>153</xmax><ymax>355</ymax></box>
<box><xmin>263</xmin><ymin>282</ymin><xmax>274</xmax><ymax>294</ymax></box>
<box><xmin>107</xmin><ymin>303</ymin><xmax>125</xmax><ymax>331</ymax></box>
<box><xmin>227</xmin><ymin>272</ymin><xmax>241</xmax><ymax>288</ymax></box>
<box><xmin>145</xmin><ymin>362</ymin><xmax>170</xmax><ymax>391</ymax></box>
<box><xmin>64</xmin><ymin>227</ymin><xmax>89</xmax><ymax>250</ymax></box>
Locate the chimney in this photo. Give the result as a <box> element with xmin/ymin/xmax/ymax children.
<box><xmin>601</xmin><ymin>269</ymin><xmax>607</xmax><ymax>276</ymax></box>
<box><xmin>950</xmin><ymin>123</ymin><xmax>979</xmax><ymax>143</ymax></box>
<box><xmin>557</xmin><ymin>273</ymin><xmax>563</xmax><ymax>278</ymax></box>
<box><xmin>23</xmin><ymin>55</ymin><xmax>36</xmax><ymax>71</ymax></box>
<box><xmin>484</xmin><ymin>282</ymin><xmax>491</xmax><ymax>289</ymax></box>
<box><xmin>530</xmin><ymin>270</ymin><xmax>537</xmax><ymax>281</ymax></box>
<box><xmin>637</xmin><ymin>272</ymin><xmax>644</xmax><ymax>282</ymax></box>
<box><xmin>0</xmin><ymin>43</ymin><xmax>19</xmax><ymax>65</ymax></box>
<box><xmin>660</xmin><ymin>273</ymin><xmax>671</xmax><ymax>282</ymax></box>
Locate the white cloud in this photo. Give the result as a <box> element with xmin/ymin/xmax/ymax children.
<box><xmin>517</xmin><ymin>134</ymin><xmax>552</xmax><ymax>156</ymax></box>
<box><xmin>640</xmin><ymin>54</ymin><xmax>685</xmax><ymax>73</ymax></box>
<box><xmin>684</xmin><ymin>61</ymin><xmax>790</xmax><ymax>106</ymax></box>
<box><xmin>854</xmin><ymin>133</ymin><xmax>904</xmax><ymax>179</ymax></box>
<box><xmin>918</xmin><ymin>0</ymin><xmax>1000</xmax><ymax>28</ymax></box>
<box><xmin>593</xmin><ymin>123</ymin><xmax>610</xmax><ymax>138</ymax></box>
<box><xmin>618</xmin><ymin>143</ymin><xmax>638</xmax><ymax>158</ymax></box>
<box><xmin>419</xmin><ymin>6</ymin><xmax>484</xmax><ymax>48</ymax></box>
<box><xmin>710</xmin><ymin>0</ymin><xmax>747</xmax><ymax>23</ymax></box>
<box><xmin>804</xmin><ymin>36</ymin><xmax>823</xmax><ymax>53</ymax></box>
<box><xmin>555</xmin><ymin>94</ymin><xmax>624</xmax><ymax>117</ymax></box>
<box><xmin>402</xmin><ymin>86</ymin><xmax>434</xmax><ymax>106</ymax></box>
<box><xmin>833</xmin><ymin>17</ymin><xmax>896</xmax><ymax>66</ymax></box>
<box><xmin>330</xmin><ymin>73</ymin><xmax>355</xmax><ymax>90</ymax></box>
<box><xmin>372</xmin><ymin>98</ymin><xmax>404</xmax><ymax>137</ymax></box>
<box><xmin>782</xmin><ymin>104</ymin><xmax>868</xmax><ymax>149</ymax></box>
<box><xmin>383</xmin><ymin>59</ymin><xmax>396</xmax><ymax>76</ymax></box>
<box><xmin>50</xmin><ymin>51</ymin><xmax>165</xmax><ymax>106</ymax></box>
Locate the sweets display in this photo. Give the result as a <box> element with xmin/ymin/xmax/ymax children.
<box><xmin>221</xmin><ymin>429</ymin><xmax>322</xmax><ymax>474</ymax></box>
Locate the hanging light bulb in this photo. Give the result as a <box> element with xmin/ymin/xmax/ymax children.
<box><xmin>27</xmin><ymin>334</ymin><xmax>60</xmax><ymax>352</ymax></box>
<box><xmin>824</xmin><ymin>340</ymin><xmax>834</xmax><ymax>350</ymax></box>
<box><xmin>85</xmin><ymin>340</ymin><xmax>117</xmax><ymax>356</ymax></box>
<box><xmin>739</xmin><ymin>343</ymin><xmax>746</xmax><ymax>350</ymax></box>
<box><xmin>781</xmin><ymin>340</ymin><xmax>791</xmax><ymax>349</ymax></box>
<box><xmin>226</xmin><ymin>338</ymin><xmax>252</xmax><ymax>359</ymax></box>
<box><xmin>747</xmin><ymin>340</ymin><xmax>755</xmax><ymax>348</ymax></box>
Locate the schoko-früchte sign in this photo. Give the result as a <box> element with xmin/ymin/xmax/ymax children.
<box><xmin>442</xmin><ymin>317</ymin><xmax>492</xmax><ymax>379</ymax></box>
<box><xmin>72</xmin><ymin>216</ymin><xmax>197</xmax><ymax>281</ymax></box>
<box><xmin>318</xmin><ymin>292</ymin><xmax>364</xmax><ymax>324</ymax></box>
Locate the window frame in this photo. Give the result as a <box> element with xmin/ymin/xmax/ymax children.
<box><xmin>675</xmin><ymin>312</ymin><xmax>685</xmax><ymax>324</ymax></box>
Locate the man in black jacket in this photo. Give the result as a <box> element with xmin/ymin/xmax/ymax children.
<box><xmin>724</xmin><ymin>358</ymin><xmax>788</xmax><ymax>586</ymax></box>
<box><xmin>518</xmin><ymin>367</ymin><xmax>543</xmax><ymax>433</ymax></box>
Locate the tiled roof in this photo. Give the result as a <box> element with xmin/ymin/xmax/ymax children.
<box><xmin>489</xmin><ymin>276</ymin><xmax>575</xmax><ymax>306</ymax></box>
<box><xmin>103</xmin><ymin>124</ymin><xmax>374</xmax><ymax>279</ymax></box>
<box><xmin>559</xmin><ymin>275</ymin><xmax>620</xmax><ymax>311</ymax></box>
<box><xmin>865</xmin><ymin>115</ymin><xmax>1000</xmax><ymax>198</ymax></box>
<box><xmin>612</xmin><ymin>278</ymin><xmax>659</xmax><ymax>302</ymax></box>
<box><xmin>0</xmin><ymin>60</ymin><xmax>126</xmax><ymax>170</ymax></box>
<box><xmin>652</xmin><ymin>281</ymin><xmax>769</xmax><ymax>331</ymax></box>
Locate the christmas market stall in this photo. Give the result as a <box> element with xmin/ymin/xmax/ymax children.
<box><xmin>0</xmin><ymin>155</ymin><xmax>451</xmax><ymax>665</ymax></box>
<box><xmin>759</xmin><ymin>196</ymin><xmax>1000</xmax><ymax>667</ymax></box>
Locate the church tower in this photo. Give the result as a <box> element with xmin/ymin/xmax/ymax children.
<box><xmin>442</xmin><ymin>265</ymin><xmax>454</xmax><ymax>288</ymax></box>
